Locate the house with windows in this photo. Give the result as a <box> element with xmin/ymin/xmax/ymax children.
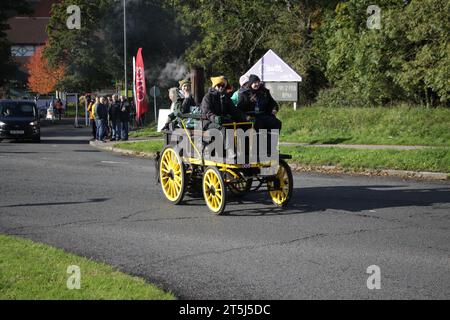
<box><xmin>5</xmin><ymin>0</ymin><xmax>60</xmax><ymax>96</ymax></box>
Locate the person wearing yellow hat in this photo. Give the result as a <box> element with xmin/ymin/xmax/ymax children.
<box><xmin>179</xmin><ymin>79</ymin><xmax>190</xmax><ymax>89</ymax></box>
<box><xmin>200</xmin><ymin>76</ymin><xmax>250</xmax><ymax>159</ymax></box>
<box><xmin>201</xmin><ymin>76</ymin><xmax>249</xmax><ymax>129</ymax></box>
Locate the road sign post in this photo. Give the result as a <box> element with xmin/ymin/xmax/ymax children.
<box><xmin>244</xmin><ymin>49</ymin><xmax>302</xmax><ymax>109</ymax></box>
<box><xmin>150</xmin><ymin>86</ymin><xmax>160</xmax><ymax>124</ymax></box>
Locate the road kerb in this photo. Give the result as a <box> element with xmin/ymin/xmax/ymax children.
<box><xmin>89</xmin><ymin>141</ymin><xmax>449</xmax><ymax>181</ymax></box>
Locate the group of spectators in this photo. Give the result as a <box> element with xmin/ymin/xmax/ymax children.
<box><xmin>84</xmin><ymin>74</ymin><xmax>280</xmax><ymax>145</ymax></box>
<box><xmin>42</xmin><ymin>98</ymin><xmax>64</xmax><ymax>121</ymax></box>
<box><xmin>87</xmin><ymin>95</ymin><xmax>131</xmax><ymax>142</ymax></box>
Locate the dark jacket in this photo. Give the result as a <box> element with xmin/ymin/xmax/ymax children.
<box><xmin>237</xmin><ymin>86</ymin><xmax>278</xmax><ymax>115</ymax></box>
<box><xmin>201</xmin><ymin>88</ymin><xmax>247</xmax><ymax>123</ymax></box>
<box><xmin>95</xmin><ymin>103</ymin><xmax>108</xmax><ymax>121</ymax></box>
<box><xmin>119</xmin><ymin>101</ymin><xmax>130</xmax><ymax>122</ymax></box>
<box><xmin>108</xmin><ymin>101</ymin><xmax>121</xmax><ymax>122</ymax></box>
<box><xmin>181</xmin><ymin>95</ymin><xmax>196</xmax><ymax>114</ymax></box>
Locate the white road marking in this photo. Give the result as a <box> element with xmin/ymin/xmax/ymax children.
<box><xmin>101</xmin><ymin>161</ymin><xmax>129</xmax><ymax>165</ymax></box>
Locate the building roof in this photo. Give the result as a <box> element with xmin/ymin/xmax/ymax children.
<box><xmin>21</xmin><ymin>0</ymin><xmax>60</xmax><ymax>18</ymax></box>
<box><xmin>5</xmin><ymin>0</ymin><xmax>61</xmax><ymax>45</ymax></box>
<box><xmin>6</xmin><ymin>17</ymin><xmax>49</xmax><ymax>44</ymax></box>
<box><xmin>244</xmin><ymin>49</ymin><xmax>302</xmax><ymax>82</ymax></box>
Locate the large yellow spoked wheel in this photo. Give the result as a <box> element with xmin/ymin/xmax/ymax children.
<box><xmin>267</xmin><ymin>159</ymin><xmax>293</xmax><ymax>208</ymax></box>
<box><xmin>203</xmin><ymin>167</ymin><xmax>227</xmax><ymax>215</ymax></box>
<box><xmin>159</xmin><ymin>146</ymin><xmax>186</xmax><ymax>205</ymax></box>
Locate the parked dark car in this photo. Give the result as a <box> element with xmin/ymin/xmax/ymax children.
<box><xmin>0</xmin><ymin>100</ymin><xmax>41</xmax><ymax>143</ymax></box>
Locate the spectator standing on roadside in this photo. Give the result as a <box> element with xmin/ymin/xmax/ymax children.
<box><xmin>129</xmin><ymin>99</ymin><xmax>137</xmax><ymax>129</ymax></box>
<box><xmin>119</xmin><ymin>96</ymin><xmax>130</xmax><ymax>141</ymax></box>
<box><xmin>105</xmin><ymin>96</ymin><xmax>112</xmax><ymax>139</ymax></box>
<box><xmin>95</xmin><ymin>97</ymin><xmax>108</xmax><ymax>142</ymax></box>
<box><xmin>109</xmin><ymin>95</ymin><xmax>121</xmax><ymax>141</ymax></box>
<box><xmin>55</xmin><ymin>98</ymin><xmax>64</xmax><ymax>120</ymax></box>
<box><xmin>87</xmin><ymin>96</ymin><xmax>97</xmax><ymax>140</ymax></box>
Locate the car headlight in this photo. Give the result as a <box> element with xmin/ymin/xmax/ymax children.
<box><xmin>29</xmin><ymin>121</ymin><xmax>38</xmax><ymax>126</ymax></box>
<box><xmin>0</xmin><ymin>121</ymin><xmax>5</xmax><ymax>126</ymax></box>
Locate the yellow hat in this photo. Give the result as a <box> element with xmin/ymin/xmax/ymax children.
<box><xmin>211</xmin><ymin>76</ymin><xmax>227</xmax><ymax>88</ymax></box>
<box><xmin>179</xmin><ymin>79</ymin><xmax>191</xmax><ymax>88</ymax></box>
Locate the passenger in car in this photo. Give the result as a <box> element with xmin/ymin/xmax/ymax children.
<box><xmin>201</xmin><ymin>76</ymin><xmax>249</xmax><ymax>130</ymax></box>
<box><xmin>237</xmin><ymin>74</ymin><xmax>281</xmax><ymax>131</ymax></box>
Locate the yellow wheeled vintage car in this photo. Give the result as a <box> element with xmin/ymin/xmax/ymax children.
<box><xmin>156</xmin><ymin>116</ymin><xmax>293</xmax><ymax>215</ymax></box>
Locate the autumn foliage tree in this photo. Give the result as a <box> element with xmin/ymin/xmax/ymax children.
<box><xmin>27</xmin><ymin>45</ymin><xmax>64</xmax><ymax>94</ymax></box>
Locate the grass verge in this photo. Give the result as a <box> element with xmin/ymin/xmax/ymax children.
<box><xmin>278</xmin><ymin>106</ymin><xmax>450</xmax><ymax>147</ymax></box>
<box><xmin>115</xmin><ymin>140</ymin><xmax>163</xmax><ymax>154</ymax></box>
<box><xmin>281</xmin><ymin>146</ymin><xmax>450</xmax><ymax>173</ymax></box>
<box><xmin>129</xmin><ymin>123</ymin><xmax>163</xmax><ymax>138</ymax></box>
<box><xmin>125</xmin><ymin>106</ymin><xmax>450</xmax><ymax>146</ymax></box>
<box><xmin>0</xmin><ymin>234</ymin><xmax>175</xmax><ymax>300</ymax></box>
<box><xmin>113</xmin><ymin>141</ymin><xmax>449</xmax><ymax>173</ymax></box>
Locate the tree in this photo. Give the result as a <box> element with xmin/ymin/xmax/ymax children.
<box><xmin>264</xmin><ymin>0</ymin><xmax>339</xmax><ymax>103</ymax></box>
<box><xmin>384</xmin><ymin>0</ymin><xmax>450</xmax><ymax>106</ymax></box>
<box><xmin>101</xmin><ymin>0</ymin><xmax>190</xmax><ymax>86</ymax></box>
<box><xmin>44</xmin><ymin>0</ymin><xmax>113</xmax><ymax>92</ymax></box>
<box><xmin>0</xmin><ymin>0</ymin><xmax>32</xmax><ymax>88</ymax></box>
<box><xmin>313</xmin><ymin>0</ymin><xmax>449</xmax><ymax>107</ymax></box>
<box><xmin>173</xmin><ymin>0</ymin><xmax>284</xmax><ymax>84</ymax></box>
<box><xmin>45</xmin><ymin>0</ymin><xmax>189</xmax><ymax>93</ymax></box>
<box><xmin>27</xmin><ymin>45</ymin><xmax>64</xmax><ymax>94</ymax></box>
<box><xmin>173</xmin><ymin>0</ymin><xmax>338</xmax><ymax>101</ymax></box>
<box><xmin>311</xmin><ymin>0</ymin><xmax>408</xmax><ymax>106</ymax></box>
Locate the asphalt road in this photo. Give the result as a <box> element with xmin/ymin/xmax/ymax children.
<box><xmin>1</xmin><ymin>122</ymin><xmax>449</xmax><ymax>299</ymax></box>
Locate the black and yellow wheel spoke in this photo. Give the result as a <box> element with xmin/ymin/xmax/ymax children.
<box><xmin>160</xmin><ymin>148</ymin><xmax>185</xmax><ymax>203</ymax></box>
<box><xmin>268</xmin><ymin>161</ymin><xmax>292</xmax><ymax>206</ymax></box>
<box><xmin>203</xmin><ymin>168</ymin><xmax>226</xmax><ymax>214</ymax></box>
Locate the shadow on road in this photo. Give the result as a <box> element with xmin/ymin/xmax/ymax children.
<box><xmin>0</xmin><ymin>139</ymin><xmax>89</xmax><ymax>145</ymax></box>
<box><xmin>41</xmin><ymin>139</ymin><xmax>89</xmax><ymax>145</ymax></box>
<box><xmin>73</xmin><ymin>149</ymin><xmax>101</xmax><ymax>153</ymax></box>
<box><xmin>217</xmin><ymin>185</ymin><xmax>450</xmax><ymax>216</ymax></box>
<box><xmin>0</xmin><ymin>151</ymin><xmax>42</xmax><ymax>154</ymax></box>
<box><xmin>0</xmin><ymin>198</ymin><xmax>110</xmax><ymax>208</ymax></box>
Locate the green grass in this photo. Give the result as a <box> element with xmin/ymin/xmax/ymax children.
<box><xmin>281</xmin><ymin>146</ymin><xmax>450</xmax><ymax>173</ymax></box>
<box><xmin>64</xmin><ymin>104</ymin><xmax>85</xmax><ymax>118</ymax></box>
<box><xmin>115</xmin><ymin>140</ymin><xmax>163</xmax><ymax>154</ymax></box>
<box><xmin>113</xmin><ymin>141</ymin><xmax>449</xmax><ymax>173</ymax></box>
<box><xmin>0</xmin><ymin>234</ymin><xmax>175</xmax><ymax>300</ymax></box>
<box><xmin>278</xmin><ymin>105</ymin><xmax>450</xmax><ymax>146</ymax></box>
<box><xmin>129</xmin><ymin>123</ymin><xmax>163</xmax><ymax>138</ymax></box>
